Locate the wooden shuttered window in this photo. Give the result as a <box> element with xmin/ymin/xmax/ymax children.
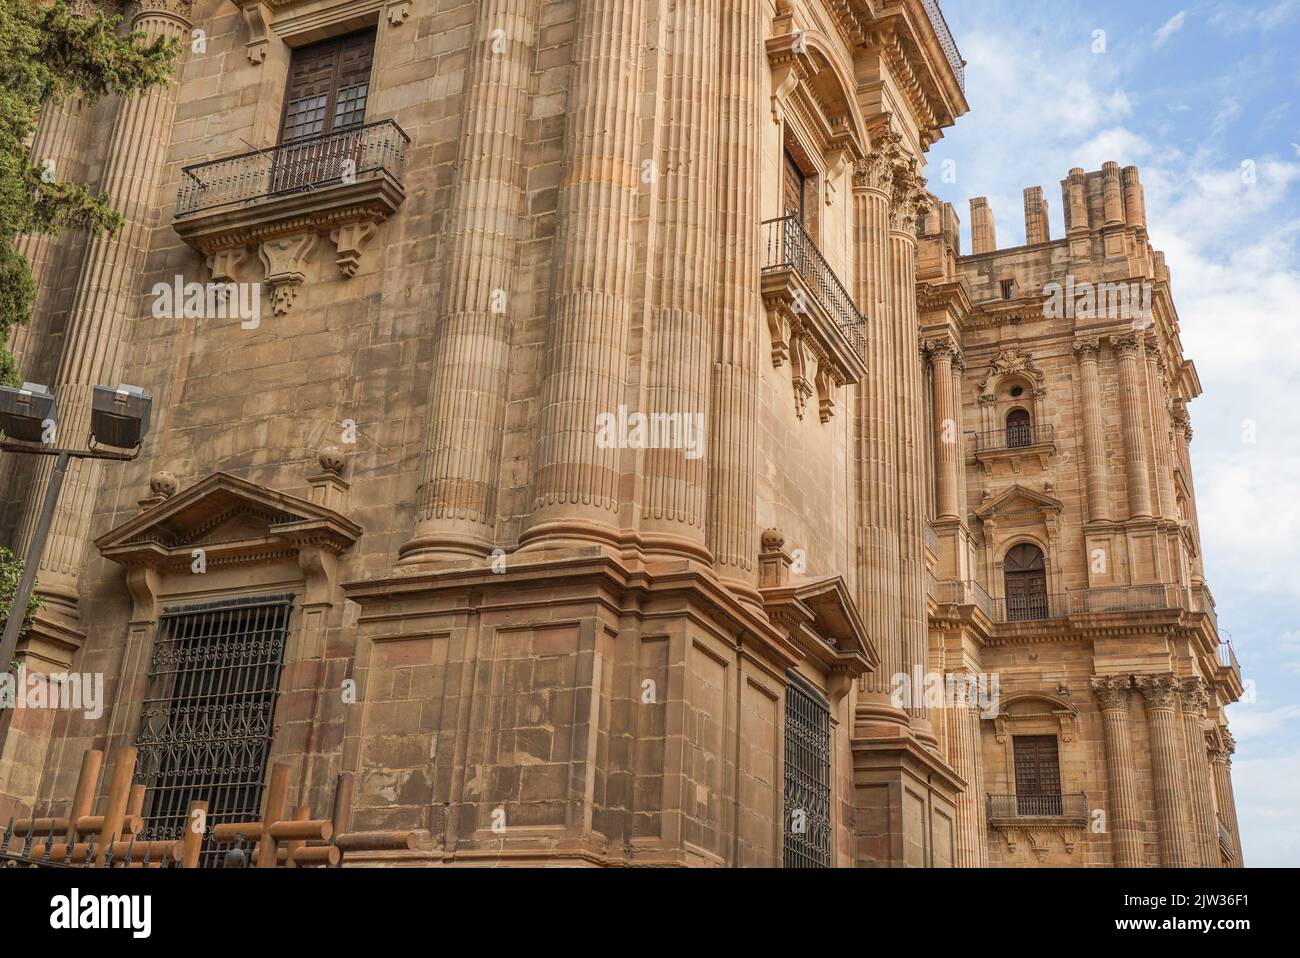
<box><xmin>1012</xmin><ymin>734</ymin><xmax>1063</xmax><ymax>816</ymax></box>
<box><xmin>280</xmin><ymin>29</ymin><xmax>376</xmax><ymax>143</ymax></box>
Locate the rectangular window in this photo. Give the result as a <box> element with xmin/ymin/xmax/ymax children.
<box><xmin>1001</xmin><ymin>278</ymin><xmax>1016</xmax><ymax>300</ymax></box>
<box><xmin>280</xmin><ymin>29</ymin><xmax>376</xmax><ymax>143</ymax></box>
<box><xmin>134</xmin><ymin>595</ymin><xmax>293</xmax><ymax>867</ymax></box>
<box><xmin>274</xmin><ymin>29</ymin><xmax>376</xmax><ymax>193</ymax></box>
<box><xmin>784</xmin><ymin>674</ymin><xmax>832</xmax><ymax>868</ymax></box>
<box><xmin>1012</xmin><ymin>734</ymin><xmax>1063</xmax><ymax>816</ymax></box>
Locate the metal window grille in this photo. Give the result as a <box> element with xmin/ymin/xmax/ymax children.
<box><xmin>783</xmin><ymin>675</ymin><xmax>832</xmax><ymax>868</ymax></box>
<box><xmin>134</xmin><ymin>594</ymin><xmax>293</xmax><ymax>867</ymax></box>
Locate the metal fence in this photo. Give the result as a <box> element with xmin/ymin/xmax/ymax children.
<box><xmin>994</xmin><ymin>592</ymin><xmax>1068</xmax><ymax>623</ymax></box>
<box><xmin>762</xmin><ymin>215</ymin><xmax>868</xmax><ymax>358</ymax></box>
<box><xmin>176</xmin><ymin>119</ymin><xmax>409</xmax><ymax>218</ymax></box>
<box><xmin>986</xmin><ymin>792</ymin><xmax>1088</xmax><ymax>820</ymax></box>
<box><xmin>972</xmin><ymin>423</ymin><xmax>1054</xmax><ymax>452</ymax></box>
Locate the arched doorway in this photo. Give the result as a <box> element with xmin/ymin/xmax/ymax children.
<box><xmin>1003</xmin><ymin>543</ymin><xmax>1048</xmax><ymax>621</ymax></box>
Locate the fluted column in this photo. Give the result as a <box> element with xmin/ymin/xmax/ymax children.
<box><xmin>12</xmin><ymin>1</ymin><xmax>192</xmax><ymax>620</ymax></box>
<box><xmin>1180</xmin><ymin>678</ymin><xmax>1219</xmax><ymax>867</ymax></box>
<box><xmin>1102</xmin><ymin>161</ymin><xmax>1126</xmax><ymax>227</ymax></box>
<box><xmin>924</xmin><ymin>337</ymin><xmax>960</xmax><ymax>520</ymax></box>
<box><xmin>401</xmin><ymin>0</ymin><xmax>537</xmax><ymax>563</ymax></box>
<box><xmin>1210</xmin><ymin>730</ymin><xmax>1242</xmax><ymax>866</ymax></box>
<box><xmin>1172</xmin><ymin>409</ymin><xmax>1205</xmax><ymax>578</ymax></box>
<box><xmin>1137</xmin><ymin>674</ymin><xmax>1194</xmax><ymax>866</ymax></box>
<box><xmin>1092</xmin><ymin>676</ymin><xmax>1145</xmax><ymax>866</ymax></box>
<box><xmin>952</xmin><ymin>355</ymin><xmax>968</xmax><ymax>522</ymax></box>
<box><xmin>1073</xmin><ymin>338</ymin><xmax>1111</xmax><ymax>523</ymax></box>
<box><xmin>852</xmin><ymin>133</ymin><xmax>904</xmax><ymax>718</ymax></box>
<box><xmin>889</xmin><ymin>163</ymin><xmax>931</xmax><ymax>738</ymax></box>
<box><xmin>522</xmin><ymin>0</ymin><xmax>645</xmax><ymax>549</ymax></box>
<box><xmin>1112</xmin><ymin>333</ymin><xmax>1153</xmax><ymax>519</ymax></box>
<box><xmin>639</xmin><ymin>0</ymin><xmax>717</xmax><ymax>562</ymax></box>
<box><xmin>7</xmin><ymin>99</ymin><xmax>84</xmax><ymax>371</ymax></box>
<box><xmin>945</xmin><ymin>674</ymin><xmax>988</xmax><ymax>867</ymax></box>
<box><xmin>708</xmin><ymin>0</ymin><xmax>762</xmax><ymax>599</ymax></box>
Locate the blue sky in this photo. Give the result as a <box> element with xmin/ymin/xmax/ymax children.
<box><xmin>928</xmin><ymin>0</ymin><xmax>1300</xmax><ymax>867</ymax></box>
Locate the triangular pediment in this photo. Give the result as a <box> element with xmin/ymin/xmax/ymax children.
<box><xmin>760</xmin><ymin>574</ymin><xmax>878</xmax><ymax>676</ymax></box>
<box><xmin>96</xmin><ymin>472</ymin><xmax>361</xmax><ymax>566</ymax></box>
<box><xmin>975</xmin><ymin>484</ymin><xmax>1064</xmax><ymax>521</ymax></box>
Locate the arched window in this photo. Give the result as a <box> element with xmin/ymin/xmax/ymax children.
<box><xmin>1006</xmin><ymin>408</ymin><xmax>1032</xmax><ymax>448</ymax></box>
<box><xmin>1003</xmin><ymin>543</ymin><xmax>1047</xmax><ymax>621</ymax></box>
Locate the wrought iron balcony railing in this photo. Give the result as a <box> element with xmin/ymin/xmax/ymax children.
<box><xmin>932</xmin><ymin>579</ymin><xmax>995</xmax><ymax>620</ymax></box>
<box><xmin>1218</xmin><ymin>640</ymin><xmax>1240</xmax><ymax>675</ymax></box>
<box><xmin>1068</xmin><ymin>583</ymin><xmax>1183</xmax><ymax>615</ymax></box>
<box><xmin>987</xmin><ymin>793</ymin><xmax>1088</xmax><ymax>821</ymax></box>
<box><xmin>973</xmin><ymin>423</ymin><xmax>1055</xmax><ymax>452</ymax></box>
<box><xmin>921</xmin><ymin>0</ymin><xmax>966</xmax><ymax>92</ymax></box>
<box><xmin>994</xmin><ymin>592</ymin><xmax>1068</xmax><ymax>623</ymax></box>
<box><xmin>175</xmin><ymin>119</ymin><xmax>409</xmax><ymax>218</ymax></box>
<box><xmin>1217</xmin><ymin>816</ymin><xmax>1234</xmax><ymax>851</ymax></box>
<box><xmin>762</xmin><ymin>215</ymin><xmax>868</xmax><ymax>358</ymax></box>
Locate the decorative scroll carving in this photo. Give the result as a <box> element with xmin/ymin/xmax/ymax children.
<box><xmin>1091</xmin><ymin>674</ymin><xmax>1132</xmax><ymax>711</ymax></box>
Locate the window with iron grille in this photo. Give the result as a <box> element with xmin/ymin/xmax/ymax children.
<box><xmin>783</xmin><ymin>674</ymin><xmax>832</xmax><ymax>868</ymax></box>
<box><xmin>133</xmin><ymin>595</ymin><xmax>293</xmax><ymax>867</ymax></box>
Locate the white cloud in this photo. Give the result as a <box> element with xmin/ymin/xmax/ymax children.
<box><xmin>1155</xmin><ymin>11</ymin><xmax>1188</xmax><ymax>47</ymax></box>
<box><xmin>1231</xmin><ymin>753</ymin><xmax>1300</xmax><ymax>866</ymax></box>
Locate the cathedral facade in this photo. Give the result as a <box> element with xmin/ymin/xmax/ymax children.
<box><xmin>0</xmin><ymin>0</ymin><xmax>1242</xmax><ymax>867</ymax></box>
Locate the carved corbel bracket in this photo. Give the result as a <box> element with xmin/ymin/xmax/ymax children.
<box><xmin>258</xmin><ymin>232</ymin><xmax>316</xmax><ymax>315</ymax></box>
<box><xmin>330</xmin><ymin>221</ymin><xmax>377</xmax><ymax>279</ymax></box>
<box><xmin>385</xmin><ymin>1</ymin><xmax>411</xmax><ymax>26</ymax></box>
<box><xmin>206</xmin><ymin>248</ymin><xmax>247</xmax><ymax>285</ymax></box>
<box><xmin>233</xmin><ymin>0</ymin><xmax>270</xmax><ymax>65</ymax></box>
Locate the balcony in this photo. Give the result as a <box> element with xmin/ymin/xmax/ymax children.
<box><xmin>987</xmin><ymin>792</ymin><xmax>1088</xmax><ymax>821</ymax></box>
<box><xmin>761</xmin><ymin>215</ymin><xmax>868</xmax><ymax>422</ymax></box>
<box><xmin>971</xmin><ymin>423</ymin><xmax>1056</xmax><ymax>475</ymax></box>
<box><xmin>931</xmin><ymin>579</ymin><xmax>995</xmax><ymax>620</ymax></box>
<box><xmin>1068</xmin><ymin>583</ymin><xmax>1184</xmax><ymax>615</ymax></box>
<box><xmin>1218</xmin><ymin>639</ymin><xmax>1241</xmax><ymax>677</ymax></box>
<box><xmin>993</xmin><ymin>593</ymin><xmax>1068</xmax><ymax>623</ymax></box>
<box><xmin>172</xmin><ymin>119</ymin><xmax>409</xmax><ymax>312</ymax></box>
<box><xmin>921</xmin><ymin>0</ymin><xmax>966</xmax><ymax>92</ymax></box>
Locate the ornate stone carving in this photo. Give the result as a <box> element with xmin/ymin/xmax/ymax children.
<box><xmin>1091</xmin><ymin>675</ymin><xmax>1132</xmax><ymax>711</ymax></box>
<box><xmin>1072</xmin><ymin>337</ymin><xmax>1101</xmax><ymax>360</ymax></box>
<box><xmin>232</xmin><ymin>1</ymin><xmax>270</xmax><ymax>65</ymax></box>
<box><xmin>888</xmin><ymin>158</ymin><xmax>931</xmax><ymax>233</ymax></box>
<box><xmin>318</xmin><ymin>445</ymin><xmax>345</xmax><ymax>476</ymax></box>
<box><xmin>923</xmin><ymin>335</ymin><xmax>961</xmax><ymax>365</ymax></box>
<box><xmin>150</xmin><ymin>471</ymin><xmax>179</xmax><ymax>499</ymax></box>
<box><xmin>258</xmin><ymin>233</ymin><xmax>315</xmax><ymax>315</ymax></box>
<box><xmin>1180</xmin><ymin>677</ymin><xmax>1209</xmax><ymax>717</ymax></box>
<box><xmin>1109</xmin><ymin>332</ymin><xmax>1142</xmax><ymax>357</ymax></box>
<box><xmin>330</xmin><ymin>221</ymin><xmax>377</xmax><ymax>279</ymax></box>
<box><xmin>386</xmin><ymin>0</ymin><xmax>411</xmax><ymax>26</ymax></box>
<box><xmin>977</xmin><ymin>349</ymin><xmax>1047</xmax><ymax>401</ymax></box>
<box><xmin>1136</xmin><ymin>673</ymin><xmax>1181</xmax><ymax>710</ymax></box>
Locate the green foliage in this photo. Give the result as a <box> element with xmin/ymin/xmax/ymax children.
<box><xmin>0</xmin><ymin>0</ymin><xmax>180</xmax><ymax>385</ymax></box>
<box><xmin>0</xmin><ymin>545</ymin><xmax>40</xmax><ymax>649</ymax></box>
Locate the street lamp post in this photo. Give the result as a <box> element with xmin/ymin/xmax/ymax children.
<box><xmin>0</xmin><ymin>382</ymin><xmax>151</xmax><ymax>701</ymax></box>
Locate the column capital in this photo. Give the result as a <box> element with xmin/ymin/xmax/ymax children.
<box><xmin>888</xmin><ymin>158</ymin><xmax>930</xmax><ymax>233</ymax></box>
<box><xmin>1180</xmin><ymin>677</ymin><xmax>1209</xmax><ymax>717</ymax></box>
<box><xmin>922</xmin><ymin>335</ymin><xmax>960</xmax><ymax>363</ymax></box>
<box><xmin>1135</xmin><ymin>673</ymin><xmax>1181</xmax><ymax>710</ymax></box>
<box><xmin>1109</xmin><ymin>332</ymin><xmax>1143</xmax><ymax>357</ymax></box>
<box><xmin>1072</xmin><ymin>337</ymin><xmax>1102</xmax><ymax>360</ymax></box>
<box><xmin>1091</xmin><ymin>674</ymin><xmax>1133</xmax><ymax>711</ymax></box>
<box><xmin>133</xmin><ymin>0</ymin><xmax>194</xmax><ymax>22</ymax></box>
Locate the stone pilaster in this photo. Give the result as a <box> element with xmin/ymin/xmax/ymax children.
<box><xmin>952</xmin><ymin>355</ymin><xmax>968</xmax><ymax>520</ymax></box>
<box><xmin>1092</xmin><ymin>675</ymin><xmax>1145</xmax><ymax>866</ymax></box>
<box><xmin>852</xmin><ymin>128</ymin><xmax>903</xmax><ymax>720</ymax></box>
<box><xmin>1180</xmin><ymin>678</ymin><xmax>1219</xmax><ymax>867</ymax></box>
<box><xmin>708</xmin><ymin>0</ymin><xmax>763</xmax><ymax>601</ymax></box>
<box><xmin>522</xmin><ymin>0</ymin><xmax>645</xmax><ymax>549</ymax></box>
<box><xmin>924</xmin><ymin>336</ymin><xmax>960</xmax><ymax>521</ymax></box>
<box><xmin>401</xmin><ymin>0</ymin><xmax>537</xmax><ymax>562</ymax></box>
<box><xmin>1136</xmin><ymin>674</ymin><xmax>1194</xmax><ymax>866</ymax></box>
<box><xmin>1102</xmin><ymin>161</ymin><xmax>1126</xmax><ymax>227</ymax></box>
<box><xmin>11</xmin><ymin>0</ymin><xmax>192</xmax><ymax>627</ymax></box>
<box><xmin>1111</xmin><ymin>333</ymin><xmax>1153</xmax><ymax>519</ymax></box>
<box><xmin>640</xmin><ymin>0</ymin><xmax>717</xmax><ymax>562</ymax></box>
<box><xmin>1073</xmin><ymin>338</ymin><xmax>1111</xmax><ymax>523</ymax></box>
<box><xmin>1144</xmin><ymin>337</ymin><xmax>1178</xmax><ymax>521</ymax></box>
